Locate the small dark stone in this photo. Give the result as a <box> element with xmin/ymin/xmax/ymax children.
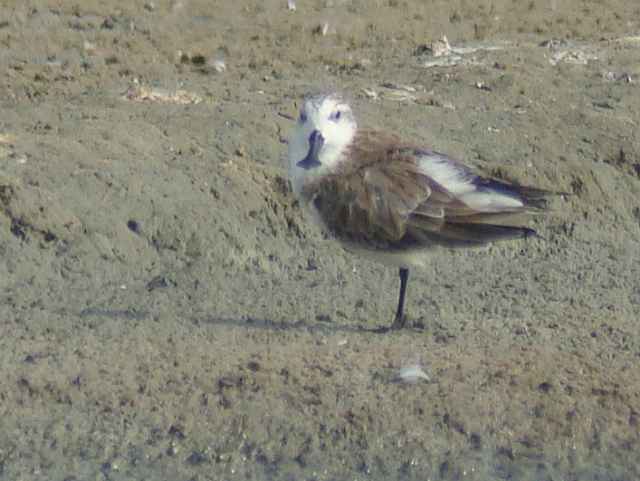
<box><xmin>127</xmin><ymin>219</ymin><xmax>141</xmax><ymax>233</ymax></box>
<box><xmin>247</xmin><ymin>361</ymin><xmax>261</xmax><ymax>372</ymax></box>
<box><xmin>43</xmin><ymin>231</ymin><xmax>56</xmax><ymax>242</ymax></box>
<box><xmin>101</xmin><ymin>16</ymin><xmax>115</xmax><ymax>29</ymax></box>
<box><xmin>191</xmin><ymin>54</ymin><xmax>206</xmax><ymax>65</ymax></box>
<box><xmin>218</xmin><ymin>376</ymin><xmax>243</xmax><ymax>390</ymax></box>
<box><xmin>23</xmin><ymin>354</ymin><xmax>36</xmax><ymax>363</ymax></box>
<box><xmin>433</xmin><ymin>332</ymin><xmax>454</xmax><ymax>344</ymax></box>
<box><xmin>469</xmin><ymin>432</ymin><xmax>482</xmax><ymax>450</ymax></box>
<box><xmin>10</xmin><ymin>219</ymin><xmax>27</xmax><ymax>241</ymax></box>
<box><xmin>255</xmin><ymin>451</ymin><xmax>268</xmax><ymax>465</ymax></box>
<box><xmin>218</xmin><ymin>395</ymin><xmax>231</xmax><ymax>409</ymax></box>
<box><xmin>414</xmin><ymin>44</ymin><xmax>431</xmax><ymax>56</ymax></box>
<box><xmin>518</xmin><ymin>436</ymin><xmax>535</xmax><ymax>448</ymax></box>
<box><xmin>537</xmin><ymin>381</ymin><xmax>553</xmax><ymax>393</ymax></box>
<box><xmin>357</xmin><ymin>461</ymin><xmax>370</xmax><ymax>474</ymax></box>
<box><xmin>497</xmin><ymin>446</ymin><xmax>514</xmax><ymax>460</ymax></box>
<box><xmin>593</xmin><ymin>100</ymin><xmax>614</xmax><ymax>110</ymax></box>
<box><xmin>168</xmin><ymin>424</ymin><xmax>186</xmax><ymax>439</ymax></box>
<box><xmin>186</xmin><ymin>451</ymin><xmax>207</xmax><ymax>465</ymax></box>
<box><xmin>315</xmin><ymin>313</ymin><xmax>331</xmax><ymax>322</ymax></box>
<box><xmin>166</xmin><ymin>445</ymin><xmax>178</xmax><ymax>456</ymax></box>
<box><xmin>240</xmin><ymin>441</ymin><xmax>255</xmax><ymax>457</ymax></box>
<box><xmin>146</xmin><ymin>276</ymin><xmax>170</xmax><ymax>291</ymax></box>
<box><xmin>439</xmin><ymin>461</ymin><xmax>449</xmax><ymax>478</ymax></box>
<box><xmin>294</xmin><ymin>453</ymin><xmax>306</xmax><ymax>467</ymax></box>
<box><xmin>617</xmin><ymin>147</ymin><xmax>627</xmax><ymax>165</ymax></box>
<box><xmin>0</xmin><ymin>185</ymin><xmax>14</xmax><ymax>205</ymax></box>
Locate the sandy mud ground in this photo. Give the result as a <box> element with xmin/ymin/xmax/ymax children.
<box><xmin>1</xmin><ymin>1</ymin><xmax>639</xmax><ymax>480</ymax></box>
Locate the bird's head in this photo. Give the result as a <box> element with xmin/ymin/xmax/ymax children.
<box><xmin>287</xmin><ymin>93</ymin><xmax>357</xmax><ymax>194</ymax></box>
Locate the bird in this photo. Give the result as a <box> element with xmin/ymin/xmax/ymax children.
<box><xmin>287</xmin><ymin>92</ymin><xmax>555</xmax><ymax>331</ymax></box>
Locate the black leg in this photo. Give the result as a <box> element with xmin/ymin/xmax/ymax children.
<box><xmin>391</xmin><ymin>267</ymin><xmax>409</xmax><ymax>329</ymax></box>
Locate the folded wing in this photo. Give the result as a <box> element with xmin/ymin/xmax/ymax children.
<box><xmin>303</xmin><ymin>131</ymin><xmax>554</xmax><ymax>251</ymax></box>
<box><xmin>402</xmin><ymin>148</ymin><xmax>550</xmax><ymax>247</ymax></box>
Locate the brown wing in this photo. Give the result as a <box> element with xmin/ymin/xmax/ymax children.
<box><xmin>404</xmin><ymin>150</ymin><xmax>547</xmax><ymax>247</ymax></box>
<box><xmin>303</xmin><ymin>156</ymin><xmax>430</xmax><ymax>248</ymax></box>
<box><xmin>303</xmin><ymin>130</ymin><xmax>548</xmax><ymax>250</ymax></box>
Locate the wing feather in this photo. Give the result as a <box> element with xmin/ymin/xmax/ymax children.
<box><xmin>302</xmin><ymin>130</ymin><xmax>554</xmax><ymax>250</ymax></box>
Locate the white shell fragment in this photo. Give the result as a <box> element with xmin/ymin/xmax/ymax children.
<box><xmin>287</xmin><ymin>0</ymin><xmax>296</xmax><ymax>11</ymax></box>
<box><xmin>431</xmin><ymin>35</ymin><xmax>452</xmax><ymax>58</ymax></box>
<box><xmin>210</xmin><ymin>47</ymin><xmax>228</xmax><ymax>73</ymax></box>
<box><xmin>394</xmin><ymin>364</ymin><xmax>430</xmax><ymax>384</ymax></box>
<box><xmin>361</xmin><ymin>88</ymin><xmax>378</xmax><ymax>100</ymax></box>
<box><xmin>420</xmin><ymin>36</ymin><xmax>508</xmax><ymax>68</ymax></box>
<box><xmin>123</xmin><ymin>85</ymin><xmax>202</xmax><ymax>104</ymax></box>
<box><xmin>603</xmin><ymin>71</ymin><xmax>632</xmax><ymax>83</ymax></box>
<box><xmin>211</xmin><ymin>59</ymin><xmax>226</xmax><ymax>73</ymax></box>
<box><xmin>549</xmin><ymin>49</ymin><xmax>595</xmax><ymax>66</ymax></box>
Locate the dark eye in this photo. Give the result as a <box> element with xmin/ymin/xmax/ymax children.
<box><xmin>329</xmin><ymin>110</ymin><xmax>342</xmax><ymax>122</ymax></box>
<box><xmin>299</xmin><ymin>111</ymin><xmax>307</xmax><ymax>123</ymax></box>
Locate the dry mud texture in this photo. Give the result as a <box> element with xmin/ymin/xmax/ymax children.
<box><xmin>1</xmin><ymin>1</ymin><xmax>640</xmax><ymax>480</ymax></box>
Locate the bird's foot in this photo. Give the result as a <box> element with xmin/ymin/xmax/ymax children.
<box><xmin>389</xmin><ymin>314</ymin><xmax>407</xmax><ymax>331</ymax></box>
<box><xmin>370</xmin><ymin>315</ymin><xmax>408</xmax><ymax>334</ymax></box>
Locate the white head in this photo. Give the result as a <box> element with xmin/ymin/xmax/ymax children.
<box><xmin>287</xmin><ymin>93</ymin><xmax>357</xmax><ymax>195</ymax></box>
